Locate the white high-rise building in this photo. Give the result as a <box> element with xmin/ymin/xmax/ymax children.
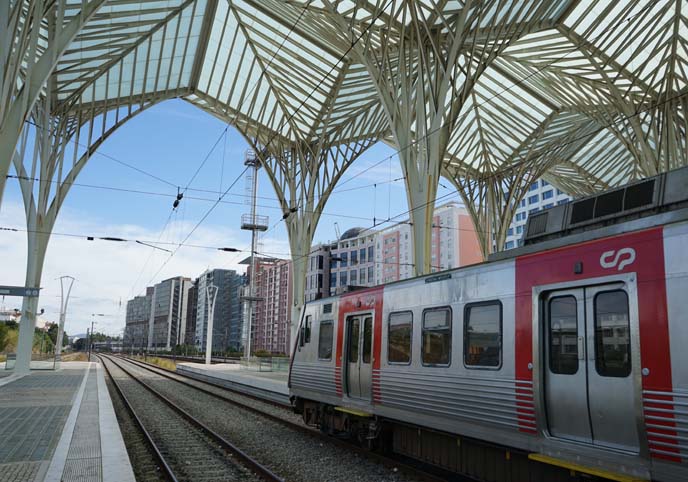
<box><xmin>503</xmin><ymin>179</ymin><xmax>572</xmax><ymax>250</ymax></box>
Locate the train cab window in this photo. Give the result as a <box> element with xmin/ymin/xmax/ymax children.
<box><xmin>388</xmin><ymin>311</ymin><xmax>412</xmax><ymax>364</ymax></box>
<box><xmin>300</xmin><ymin>315</ymin><xmax>312</xmax><ymax>347</ymax></box>
<box><xmin>318</xmin><ymin>321</ymin><xmax>333</xmax><ymax>360</ymax></box>
<box><xmin>305</xmin><ymin>315</ymin><xmax>312</xmax><ymax>343</ymax></box>
<box><xmin>548</xmin><ymin>296</ymin><xmax>578</xmax><ymax>374</ymax></box>
<box><xmin>422</xmin><ymin>307</ymin><xmax>451</xmax><ymax>366</ymax></box>
<box><xmin>594</xmin><ymin>290</ymin><xmax>631</xmax><ymax>377</ymax></box>
<box><xmin>464</xmin><ymin>301</ymin><xmax>502</xmax><ymax>368</ymax></box>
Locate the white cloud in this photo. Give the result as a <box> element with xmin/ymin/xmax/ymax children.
<box><xmin>0</xmin><ymin>201</ymin><xmax>290</xmax><ymax>337</ymax></box>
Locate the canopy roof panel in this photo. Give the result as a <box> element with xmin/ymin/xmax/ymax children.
<box><xmin>48</xmin><ymin>0</ymin><xmax>687</xmax><ymax>194</ymax></box>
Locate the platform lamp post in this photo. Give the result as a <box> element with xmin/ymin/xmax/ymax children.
<box><xmin>205</xmin><ymin>284</ymin><xmax>219</xmax><ymax>365</ymax></box>
<box><xmin>54</xmin><ymin>276</ymin><xmax>75</xmax><ymax>369</ymax></box>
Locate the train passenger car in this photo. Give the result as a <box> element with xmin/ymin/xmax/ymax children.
<box><xmin>289</xmin><ymin>166</ymin><xmax>688</xmax><ymax>482</ymax></box>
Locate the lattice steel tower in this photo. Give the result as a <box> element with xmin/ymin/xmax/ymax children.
<box><xmin>241</xmin><ymin>150</ymin><xmax>267</xmax><ymax>359</ymax></box>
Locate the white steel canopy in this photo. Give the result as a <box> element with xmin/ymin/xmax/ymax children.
<box><xmin>1</xmin><ymin>0</ymin><xmax>686</xmax><ymax>374</ymax></box>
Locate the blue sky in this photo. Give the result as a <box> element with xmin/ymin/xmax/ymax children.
<box><xmin>0</xmin><ymin>99</ymin><xmax>461</xmax><ymax>335</ymax></box>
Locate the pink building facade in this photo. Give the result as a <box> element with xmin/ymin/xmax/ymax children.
<box><xmin>251</xmin><ymin>259</ymin><xmax>292</xmax><ymax>355</ymax></box>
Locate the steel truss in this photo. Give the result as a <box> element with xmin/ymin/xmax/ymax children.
<box><xmin>1</xmin><ymin>1</ymin><xmax>687</xmax><ymax>371</ymax></box>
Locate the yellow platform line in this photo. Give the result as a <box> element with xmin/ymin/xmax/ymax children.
<box><xmin>528</xmin><ymin>454</ymin><xmax>648</xmax><ymax>482</ymax></box>
<box><xmin>334</xmin><ymin>406</ymin><xmax>373</xmax><ymax>417</ymax></box>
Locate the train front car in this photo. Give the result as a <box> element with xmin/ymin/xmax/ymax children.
<box><xmin>290</xmin><ymin>166</ymin><xmax>688</xmax><ymax>482</ymax></box>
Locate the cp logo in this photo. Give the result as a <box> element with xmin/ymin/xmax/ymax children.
<box><xmin>600</xmin><ymin>248</ymin><xmax>636</xmax><ymax>271</ymax></box>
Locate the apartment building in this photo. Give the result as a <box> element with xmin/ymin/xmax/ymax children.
<box><xmin>308</xmin><ymin>202</ymin><xmax>483</xmax><ymax>295</ymax></box>
<box><xmin>124</xmin><ymin>287</ymin><xmax>153</xmax><ymax>351</ymax></box>
<box><xmin>328</xmin><ymin>228</ymin><xmax>376</xmax><ymax>296</ymax></box>
<box><xmin>249</xmin><ymin>258</ymin><xmax>292</xmax><ymax>355</ymax></box>
<box><xmin>375</xmin><ymin>202</ymin><xmax>482</xmax><ymax>284</ymax></box>
<box><xmin>148</xmin><ymin>277</ymin><xmax>193</xmax><ymax>350</ymax></box>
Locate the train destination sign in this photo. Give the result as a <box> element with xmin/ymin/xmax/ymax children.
<box><xmin>0</xmin><ymin>286</ymin><xmax>40</xmax><ymax>297</ymax></box>
<box><xmin>425</xmin><ymin>273</ymin><xmax>452</xmax><ymax>284</ymax></box>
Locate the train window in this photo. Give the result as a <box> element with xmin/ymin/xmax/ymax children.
<box><xmin>594</xmin><ymin>290</ymin><xmax>631</xmax><ymax>377</ymax></box>
<box><xmin>388</xmin><ymin>311</ymin><xmax>412</xmax><ymax>364</ymax></box>
<box><xmin>422</xmin><ymin>307</ymin><xmax>451</xmax><ymax>366</ymax></box>
<box><xmin>362</xmin><ymin>317</ymin><xmax>373</xmax><ymax>364</ymax></box>
<box><xmin>548</xmin><ymin>296</ymin><xmax>578</xmax><ymax>374</ymax></box>
<box><xmin>464</xmin><ymin>301</ymin><xmax>502</xmax><ymax>368</ymax></box>
<box><xmin>348</xmin><ymin>318</ymin><xmax>360</xmax><ymax>362</ymax></box>
<box><xmin>318</xmin><ymin>321</ymin><xmax>333</xmax><ymax>360</ymax></box>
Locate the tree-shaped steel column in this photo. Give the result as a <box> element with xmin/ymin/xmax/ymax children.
<box><xmin>0</xmin><ymin>0</ymin><xmax>107</xmax><ymax>206</ymax></box>
<box><xmin>325</xmin><ymin>0</ymin><xmax>556</xmax><ymax>274</ymax></box>
<box><xmin>254</xmin><ymin>133</ymin><xmax>377</xmax><ymax>347</ymax></box>
<box><xmin>11</xmin><ymin>89</ymin><xmax>163</xmax><ymax>374</ymax></box>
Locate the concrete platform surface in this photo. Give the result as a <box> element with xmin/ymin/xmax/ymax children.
<box><xmin>0</xmin><ymin>362</ymin><xmax>135</xmax><ymax>482</ymax></box>
<box><xmin>177</xmin><ymin>361</ymin><xmax>290</xmax><ymax>405</ymax></box>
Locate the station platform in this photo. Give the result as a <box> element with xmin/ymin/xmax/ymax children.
<box><xmin>0</xmin><ymin>362</ymin><xmax>135</xmax><ymax>482</ymax></box>
<box><xmin>176</xmin><ymin>361</ymin><xmax>290</xmax><ymax>406</ymax></box>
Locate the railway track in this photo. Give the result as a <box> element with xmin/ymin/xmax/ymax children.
<box><xmin>110</xmin><ymin>354</ymin><xmax>459</xmax><ymax>482</ymax></box>
<box><xmin>99</xmin><ymin>355</ymin><xmax>282</xmax><ymax>482</ymax></box>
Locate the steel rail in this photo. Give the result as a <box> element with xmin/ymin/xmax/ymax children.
<box><xmin>115</xmin><ymin>354</ymin><xmax>452</xmax><ymax>482</ymax></box>
<box><xmin>98</xmin><ymin>355</ymin><xmax>179</xmax><ymax>482</ymax></box>
<box><xmin>102</xmin><ymin>354</ymin><xmax>284</xmax><ymax>482</ymax></box>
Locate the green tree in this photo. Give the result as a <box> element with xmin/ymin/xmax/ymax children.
<box><xmin>0</xmin><ymin>324</ymin><xmax>8</xmax><ymax>352</ymax></box>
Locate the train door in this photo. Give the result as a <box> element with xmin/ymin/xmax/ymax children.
<box><xmin>345</xmin><ymin>314</ymin><xmax>373</xmax><ymax>400</ymax></box>
<box><xmin>543</xmin><ymin>282</ymin><xmax>639</xmax><ymax>452</ymax></box>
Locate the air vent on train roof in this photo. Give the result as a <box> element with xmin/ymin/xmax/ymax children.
<box><xmin>569</xmin><ymin>178</ymin><xmax>657</xmax><ymax>227</ymax></box>
<box><xmin>323</xmin><ymin>303</ymin><xmax>332</xmax><ymax>314</ymax></box>
<box><xmin>488</xmin><ymin>165</ymin><xmax>688</xmax><ymax>259</ymax></box>
<box><xmin>521</xmin><ymin>170</ymin><xmax>672</xmax><ymax>247</ymax></box>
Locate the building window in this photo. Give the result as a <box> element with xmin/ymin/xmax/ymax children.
<box><xmin>359</xmin><ymin>268</ymin><xmax>366</xmax><ymax>284</ymax></box>
<box><xmin>330</xmin><ymin>273</ymin><xmax>336</xmax><ymax>287</ymax></box>
<box><xmin>464</xmin><ymin>301</ymin><xmax>502</xmax><ymax>368</ymax></box>
<box><xmin>529</xmin><ymin>183</ymin><xmax>538</xmax><ymax>191</ymax></box>
<box><xmin>520</xmin><ymin>199</ymin><xmax>526</xmax><ymax>208</ymax></box>
<box><xmin>340</xmin><ymin>271</ymin><xmax>347</xmax><ymax>286</ymax></box>
<box><xmin>516</xmin><ymin>225</ymin><xmax>523</xmax><ymax>235</ymax></box>
<box><xmin>351</xmin><ymin>250</ymin><xmax>358</xmax><ymax>265</ymax></box>
<box><xmin>542</xmin><ymin>190</ymin><xmax>553</xmax><ymax>200</ymax></box>
<box><xmin>557</xmin><ymin>199</ymin><xmax>568</xmax><ymax>206</ymax></box>
<box><xmin>528</xmin><ymin>194</ymin><xmax>539</xmax><ymax>204</ymax></box>
<box><xmin>318</xmin><ymin>321</ymin><xmax>333</xmax><ymax>360</ymax></box>
<box><xmin>360</xmin><ymin>248</ymin><xmax>366</xmax><ymax>263</ymax></box>
<box><xmin>543</xmin><ymin>203</ymin><xmax>553</xmax><ymax>209</ymax></box>
<box><xmin>368</xmin><ymin>266</ymin><xmax>374</xmax><ymax>283</ymax></box>
<box><xmin>422</xmin><ymin>307</ymin><xmax>451</xmax><ymax>366</ymax></box>
<box><xmin>318</xmin><ymin>255</ymin><xmax>323</xmax><ymax>269</ymax></box>
<box><xmin>507</xmin><ymin>228</ymin><xmax>513</xmax><ymax>236</ymax></box>
<box><xmin>350</xmin><ymin>270</ymin><xmax>357</xmax><ymax>284</ymax></box>
<box><xmin>541</xmin><ymin>180</ymin><xmax>549</xmax><ymax>187</ymax></box>
<box><xmin>317</xmin><ymin>274</ymin><xmax>323</xmax><ymax>289</ymax></box>
<box><xmin>505</xmin><ymin>241</ymin><xmax>514</xmax><ymax>249</ymax></box>
<box><xmin>368</xmin><ymin>246</ymin><xmax>374</xmax><ymax>260</ymax></box>
<box><xmin>340</xmin><ymin>252</ymin><xmax>348</xmax><ymax>267</ymax></box>
<box><xmin>529</xmin><ymin>208</ymin><xmax>539</xmax><ymax>215</ymax></box>
<box><xmin>388</xmin><ymin>311</ymin><xmax>412</xmax><ymax>364</ymax></box>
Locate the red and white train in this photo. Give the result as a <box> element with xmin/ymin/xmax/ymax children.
<box><xmin>289</xmin><ymin>166</ymin><xmax>688</xmax><ymax>481</ymax></box>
